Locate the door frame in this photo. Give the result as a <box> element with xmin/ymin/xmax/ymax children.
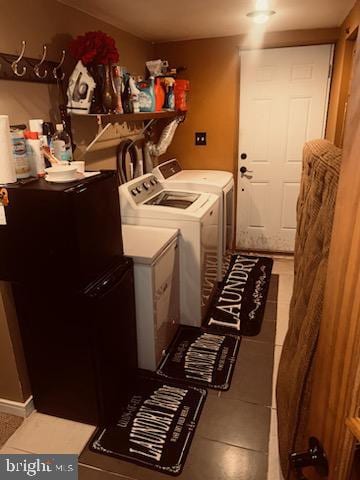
<box><xmin>322</xmin><ymin>44</ymin><xmax>335</xmax><ymax>136</ymax></box>
<box><xmin>300</xmin><ymin>31</ymin><xmax>360</xmax><ymax>480</ymax></box>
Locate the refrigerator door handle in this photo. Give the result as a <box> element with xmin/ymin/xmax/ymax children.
<box><xmin>86</xmin><ymin>267</ymin><xmax>131</xmax><ymax>299</ymax></box>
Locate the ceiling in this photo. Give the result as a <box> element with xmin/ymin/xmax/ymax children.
<box><xmin>59</xmin><ymin>0</ymin><xmax>355</xmax><ymax>42</ymax></box>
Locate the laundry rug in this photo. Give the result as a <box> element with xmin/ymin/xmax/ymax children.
<box><xmin>89</xmin><ymin>375</ymin><xmax>207</xmax><ymax>476</ymax></box>
<box><xmin>204</xmin><ymin>254</ymin><xmax>273</xmax><ymax>336</ymax></box>
<box><xmin>157</xmin><ymin>326</ymin><xmax>240</xmax><ymax>390</ymax></box>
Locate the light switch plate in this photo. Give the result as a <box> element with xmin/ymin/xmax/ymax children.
<box><xmin>195</xmin><ymin>132</ymin><xmax>207</xmax><ymax>146</ymax></box>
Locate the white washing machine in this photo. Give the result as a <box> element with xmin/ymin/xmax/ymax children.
<box><xmin>119</xmin><ymin>174</ymin><xmax>220</xmax><ymax>327</ymax></box>
<box><xmin>153</xmin><ymin>158</ymin><xmax>234</xmax><ymax>280</ymax></box>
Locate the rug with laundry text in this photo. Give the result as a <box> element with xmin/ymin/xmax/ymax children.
<box><xmin>89</xmin><ymin>375</ymin><xmax>206</xmax><ymax>476</ymax></box>
<box><xmin>156</xmin><ymin>326</ymin><xmax>240</xmax><ymax>390</ymax></box>
<box><xmin>204</xmin><ymin>254</ymin><xmax>273</xmax><ymax>336</ymax></box>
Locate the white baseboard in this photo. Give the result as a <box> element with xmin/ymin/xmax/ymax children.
<box><xmin>0</xmin><ymin>396</ymin><xmax>34</xmax><ymax>418</ymax></box>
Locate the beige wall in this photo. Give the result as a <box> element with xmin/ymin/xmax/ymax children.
<box><xmin>0</xmin><ymin>0</ymin><xmax>153</xmax><ymax>125</ymax></box>
<box><xmin>0</xmin><ymin>0</ymin><xmax>153</xmax><ymax>403</ymax></box>
<box><xmin>155</xmin><ymin>28</ymin><xmax>340</xmax><ymax>176</ymax></box>
<box><xmin>326</xmin><ymin>0</ymin><xmax>360</xmax><ymax>145</ymax></box>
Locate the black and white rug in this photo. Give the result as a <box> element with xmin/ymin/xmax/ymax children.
<box><xmin>90</xmin><ymin>375</ymin><xmax>207</xmax><ymax>476</ymax></box>
<box><xmin>156</xmin><ymin>326</ymin><xmax>240</xmax><ymax>390</ymax></box>
<box><xmin>204</xmin><ymin>254</ymin><xmax>273</xmax><ymax>336</ymax></box>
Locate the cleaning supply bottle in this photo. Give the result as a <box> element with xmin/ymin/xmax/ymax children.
<box><xmin>29</xmin><ymin>119</ymin><xmax>48</xmax><ymax>149</ymax></box>
<box><xmin>155</xmin><ymin>78</ymin><xmax>165</xmax><ymax>111</ymax></box>
<box><xmin>42</xmin><ymin>122</ymin><xmax>55</xmax><ymax>149</ymax></box>
<box><xmin>41</xmin><ymin>122</ymin><xmax>55</xmax><ymax>167</ymax></box>
<box><xmin>24</xmin><ymin>131</ymin><xmax>45</xmax><ymax>177</ymax></box>
<box><xmin>174</xmin><ymin>80</ymin><xmax>190</xmax><ymax>111</ymax></box>
<box><xmin>52</xmin><ymin>124</ymin><xmax>73</xmax><ymax>163</ymax></box>
<box><xmin>164</xmin><ymin>77</ymin><xmax>175</xmax><ymax>110</ymax></box>
<box><xmin>137</xmin><ymin>77</ymin><xmax>155</xmax><ymax>112</ymax></box>
<box><xmin>112</xmin><ymin>66</ymin><xmax>124</xmax><ymax>114</ymax></box>
<box><xmin>122</xmin><ymin>75</ymin><xmax>133</xmax><ymax>114</ymax></box>
<box><xmin>11</xmin><ymin>128</ymin><xmax>31</xmax><ymax>179</ymax></box>
<box><xmin>129</xmin><ymin>76</ymin><xmax>140</xmax><ymax>113</ymax></box>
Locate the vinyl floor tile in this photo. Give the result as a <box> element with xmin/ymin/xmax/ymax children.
<box><xmin>267</xmin><ymin>275</ymin><xmax>279</xmax><ymax>303</ymax></box>
<box><xmin>79</xmin><ymin>464</ymin><xmax>133</xmax><ymax>480</ymax></box>
<box><xmin>278</xmin><ymin>275</ymin><xmax>294</xmax><ymax>305</ymax></box>
<box><xmin>196</xmin><ymin>395</ymin><xmax>271</xmax><ymax>452</ymax></box>
<box><xmin>222</xmin><ymin>339</ymin><xmax>274</xmax><ymax>406</ymax></box>
<box><xmin>275</xmin><ymin>303</ymin><xmax>290</xmax><ymax>347</ymax></box>
<box><xmin>244</xmin><ymin>320</ymin><xmax>276</xmax><ymax>344</ymax></box>
<box><xmin>272</xmin><ymin>259</ymin><xmax>294</xmax><ymax>276</ymax></box>
<box><xmin>5</xmin><ymin>412</ymin><xmax>95</xmax><ymax>454</ymax></box>
<box><xmin>263</xmin><ymin>301</ymin><xmax>278</xmax><ymax>323</ymax></box>
<box><xmin>0</xmin><ymin>446</ymin><xmax>32</xmax><ymax>454</ymax></box>
<box><xmin>80</xmin><ymin>436</ymin><xmax>268</xmax><ymax>480</ymax></box>
<box><xmin>272</xmin><ymin>346</ymin><xmax>282</xmax><ymax>408</ymax></box>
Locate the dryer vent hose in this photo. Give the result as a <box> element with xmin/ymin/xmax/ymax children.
<box><xmin>147</xmin><ymin>118</ymin><xmax>181</xmax><ymax>158</ymax></box>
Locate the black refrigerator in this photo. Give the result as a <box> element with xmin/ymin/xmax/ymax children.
<box><xmin>0</xmin><ymin>172</ymin><xmax>137</xmax><ymax>426</ymax></box>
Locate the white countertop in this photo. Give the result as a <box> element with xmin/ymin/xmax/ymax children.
<box><xmin>122</xmin><ymin>225</ymin><xmax>178</xmax><ymax>265</ymax></box>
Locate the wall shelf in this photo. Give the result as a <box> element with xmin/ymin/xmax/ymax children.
<box><xmin>70</xmin><ymin>110</ymin><xmax>186</xmax><ymax>156</ymax></box>
<box><xmin>71</xmin><ymin>110</ymin><xmax>180</xmax><ymax>123</ymax></box>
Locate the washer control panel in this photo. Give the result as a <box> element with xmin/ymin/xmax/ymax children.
<box><xmin>129</xmin><ymin>175</ymin><xmax>162</xmax><ymax>204</ymax></box>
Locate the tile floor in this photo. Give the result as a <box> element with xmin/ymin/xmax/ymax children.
<box><xmin>268</xmin><ymin>256</ymin><xmax>294</xmax><ymax>480</ymax></box>
<box><xmin>0</xmin><ymin>256</ymin><xmax>294</xmax><ymax>480</ymax></box>
<box><xmin>78</xmin><ymin>280</ymin><xmax>278</xmax><ymax>480</ymax></box>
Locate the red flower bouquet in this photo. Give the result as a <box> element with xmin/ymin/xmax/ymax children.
<box><xmin>69</xmin><ymin>31</ymin><xmax>119</xmax><ymax>65</ymax></box>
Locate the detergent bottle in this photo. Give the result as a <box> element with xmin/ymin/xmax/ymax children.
<box><xmin>137</xmin><ymin>77</ymin><xmax>155</xmax><ymax>112</ymax></box>
<box><xmin>155</xmin><ymin>78</ymin><xmax>165</xmax><ymax>111</ymax></box>
<box><xmin>174</xmin><ymin>79</ymin><xmax>190</xmax><ymax>111</ymax></box>
<box><xmin>129</xmin><ymin>76</ymin><xmax>140</xmax><ymax>113</ymax></box>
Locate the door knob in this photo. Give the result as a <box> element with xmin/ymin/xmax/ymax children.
<box><xmin>240</xmin><ymin>166</ymin><xmax>253</xmax><ymax>176</ymax></box>
<box><xmin>289</xmin><ymin>437</ymin><xmax>329</xmax><ymax>479</ymax></box>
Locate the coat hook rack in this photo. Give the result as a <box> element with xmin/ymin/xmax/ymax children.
<box><xmin>34</xmin><ymin>45</ymin><xmax>48</xmax><ymax>79</ymax></box>
<box><xmin>11</xmin><ymin>40</ymin><xmax>27</xmax><ymax>77</ymax></box>
<box><xmin>0</xmin><ymin>40</ymin><xmax>65</xmax><ymax>84</ymax></box>
<box><xmin>53</xmin><ymin>50</ymin><xmax>65</xmax><ymax>80</ymax></box>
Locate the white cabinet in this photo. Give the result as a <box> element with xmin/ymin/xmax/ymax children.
<box><xmin>122</xmin><ymin>225</ymin><xmax>180</xmax><ymax>370</ymax></box>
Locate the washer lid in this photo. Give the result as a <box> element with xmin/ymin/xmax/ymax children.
<box><xmin>154</xmin><ymin>159</ymin><xmax>233</xmax><ymax>187</ymax></box>
<box><xmin>167</xmin><ymin>170</ymin><xmax>233</xmax><ymax>187</ymax></box>
<box><xmin>122</xmin><ymin>225</ymin><xmax>178</xmax><ymax>264</ymax></box>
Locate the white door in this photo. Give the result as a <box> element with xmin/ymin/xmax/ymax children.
<box><xmin>236</xmin><ymin>44</ymin><xmax>333</xmax><ymax>252</ymax></box>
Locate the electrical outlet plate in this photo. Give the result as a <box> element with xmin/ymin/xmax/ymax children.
<box><xmin>195</xmin><ymin>132</ymin><xmax>207</xmax><ymax>146</ymax></box>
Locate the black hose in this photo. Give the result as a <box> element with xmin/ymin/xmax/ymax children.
<box><xmin>116</xmin><ymin>141</ymin><xmax>127</xmax><ymax>185</ymax></box>
<box><xmin>116</xmin><ymin>139</ymin><xmax>139</xmax><ymax>185</ymax></box>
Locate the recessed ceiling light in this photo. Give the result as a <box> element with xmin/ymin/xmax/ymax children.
<box><xmin>246</xmin><ymin>10</ymin><xmax>276</xmax><ymax>24</ymax></box>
